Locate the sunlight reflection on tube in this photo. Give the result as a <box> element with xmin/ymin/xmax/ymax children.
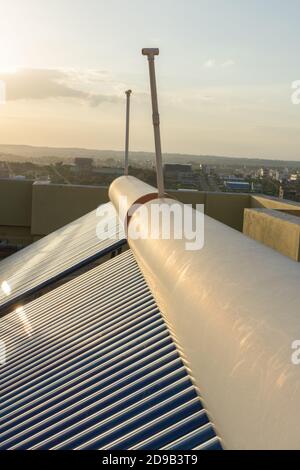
<box><xmin>0</xmin><ymin>340</ymin><xmax>6</xmax><ymax>366</ymax></box>
<box><xmin>16</xmin><ymin>306</ymin><xmax>33</xmax><ymax>337</ymax></box>
<box><xmin>1</xmin><ymin>281</ymin><xmax>11</xmax><ymax>296</ymax></box>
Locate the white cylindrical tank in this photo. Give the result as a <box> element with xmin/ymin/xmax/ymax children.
<box><xmin>109</xmin><ymin>176</ymin><xmax>163</xmax><ymax>228</ymax></box>
<box><xmin>109</xmin><ymin>178</ymin><xmax>300</xmax><ymax>449</ymax></box>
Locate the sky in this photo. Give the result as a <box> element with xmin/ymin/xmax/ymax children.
<box><xmin>0</xmin><ymin>0</ymin><xmax>300</xmax><ymax>160</ymax></box>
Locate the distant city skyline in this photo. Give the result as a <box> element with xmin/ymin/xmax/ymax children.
<box><xmin>0</xmin><ymin>0</ymin><xmax>300</xmax><ymax>160</ymax></box>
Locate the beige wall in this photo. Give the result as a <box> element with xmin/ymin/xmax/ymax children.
<box><xmin>0</xmin><ymin>179</ymin><xmax>33</xmax><ymax>227</ymax></box>
<box><xmin>169</xmin><ymin>190</ymin><xmax>206</xmax><ymax>206</ymax></box>
<box><xmin>31</xmin><ymin>183</ymin><xmax>109</xmax><ymax>235</ymax></box>
<box><xmin>205</xmin><ymin>192</ymin><xmax>250</xmax><ymax>232</ymax></box>
<box><xmin>171</xmin><ymin>190</ymin><xmax>250</xmax><ymax>232</ymax></box>
<box><xmin>251</xmin><ymin>194</ymin><xmax>300</xmax><ymax>211</ymax></box>
<box><xmin>243</xmin><ymin>208</ymin><xmax>300</xmax><ymax>261</ymax></box>
<box><xmin>0</xmin><ymin>225</ymin><xmax>33</xmax><ymax>246</ymax></box>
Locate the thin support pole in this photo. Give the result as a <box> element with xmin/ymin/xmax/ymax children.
<box><xmin>124</xmin><ymin>89</ymin><xmax>132</xmax><ymax>176</ymax></box>
<box><xmin>142</xmin><ymin>48</ymin><xmax>165</xmax><ymax>198</ymax></box>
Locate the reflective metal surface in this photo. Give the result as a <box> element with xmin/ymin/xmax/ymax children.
<box><xmin>0</xmin><ymin>250</ymin><xmax>221</xmax><ymax>450</ymax></box>
<box><xmin>0</xmin><ymin>202</ymin><xmax>125</xmax><ymax>311</ymax></box>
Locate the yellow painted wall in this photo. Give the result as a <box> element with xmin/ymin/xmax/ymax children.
<box><xmin>251</xmin><ymin>194</ymin><xmax>300</xmax><ymax>211</ymax></box>
<box><xmin>244</xmin><ymin>208</ymin><xmax>300</xmax><ymax>261</ymax></box>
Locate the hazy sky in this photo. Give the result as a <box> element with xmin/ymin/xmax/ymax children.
<box><xmin>0</xmin><ymin>0</ymin><xmax>300</xmax><ymax>159</ymax></box>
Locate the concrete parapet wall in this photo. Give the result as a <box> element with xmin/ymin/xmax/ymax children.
<box><xmin>0</xmin><ymin>179</ymin><xmax>33</xmax><ymax>227</ymax></box>
<box><xmin>170</xmin><ymin>190</ymin><xmax>250</xmax><ymax>232</ymax></box>
<box><xmin>31</xmin><ymin>183</ymin><xmax>109</xmax><ymax>235</ymax></box>
<box><xmin>205</xmin><ymin>192</ymin><xmax>250</xmax><ymax>232</ymax></box>
<box><xmin>251</xmin><ymin>194</ymin><xmax>300</xmax><ymax>211</ymax></box>
<box><xmin>243</xmin><ymin>208</ymin><xmax>300</xmax><ymax>261</ymax></box>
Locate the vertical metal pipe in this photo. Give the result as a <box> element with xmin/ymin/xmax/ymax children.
<box><xmin>142</xmin><ymin>48</ymin><xmax>165</xmax><ymax>198</ymax></box>
<box><xmin>124</xmin><ymin>90</ymin><xmax>132</xmax><ymax>176</ymax></box>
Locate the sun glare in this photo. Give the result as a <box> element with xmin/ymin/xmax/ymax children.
<box><xmin>0</xmin><ymin>65</ymin><xmax>18</xmax><ymax>74</ymax></box>
<box><xmin>0</xmin><ymin>52</ymin><xmax>20</xmax><ymax>74</ymax></box>
<box><xmin>0</xmin><ymin>35</ymin><xmax>22</xmax><ymax>74</ymax></box>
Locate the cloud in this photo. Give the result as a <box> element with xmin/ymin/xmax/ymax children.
<box><xmin>221</xmin><ymin>59</ymin><xmax>235</xmax><ymax>68</ymax></box>
<box><xmin>0</xmin><ymin>68</ymin><xmax>122</xmax><ymax>106</ymax></box>
<box><xmin>203</xmin><ymin>59</ymin><xmax>216</xmax><ymax>68</ymax></box>
<box><xmin>203</xmin><ymin>59</ymin><xmax>235</xmax><ymax>69</ymax></box>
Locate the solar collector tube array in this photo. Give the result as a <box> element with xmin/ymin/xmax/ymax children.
<box><xmin>0</xmin><ymin>202</ymin><xmax>125</xmax><ymax>312</ymax></box>
<box><xmin>0</xmin><ymin>250</ymin><xmax>221</xmax><ymax>450</ymax></box>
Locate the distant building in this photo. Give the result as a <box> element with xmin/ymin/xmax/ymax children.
<box><xmin>223</xmin><ymin>176</ymin><xmax>245</xmax><ymax>182</ymax></box>
<box><xmin>258</xmin><ymin>167</ymin><xmax>269</xmax><ymax>178</ymax></box>
<box><xmin>224</xmin><ymin>180</ymin><xmax>250</xmax><ymax>192</ymax></box>
<box><xmin>164</xmin><ymin>163</ymin><xmax>193</xmax><ymax>175</ymax></box>
<box><xmin>282</xmin><ymin>187</ymin><xmax>300</xmax><ymax>201</ymax></box>
<box><xmin>93</xmin><ymin>167</ymin><xmax>124</xmax><ymax>177</ymax></box>
<box><xmin>274</xmin><ymin>170</ymin><xmax>281</xmax><ymax>181</ymax></box>
<box><xmin>200</xmin><ymin>164</ymin><xmax>211</xmax><ymax>175</ymax></box>
<box><xmin>282</xmin><ymin>168</ymin><xmax>290</xmax><ymax>180</ymax></box>
<box><xmin>251</xmin><ymin>182</ymin><xmax>263</xmax><ymax>193</ymax></box>
<box><xmin>13</xmin><ymin>175</ymin><xmax>26</xmax><ymax>180</ymax></box>
<box><xmin>73</xmin><ymin>157</ymin><xmax>94</xmax><ymax>174</ymax></box>
<box><xmin>289</xmin><ymin>173</ymin><xmax>300</xmax><ymax>182</ymax></box>
<box><xmin>0</xmin><ymin>162</ymin><xmax>9</xmax><ymax>178</ymax></box>
<box><xmin>164</xmin><ymin>163</ymin><xmax>196</xmax><ymax>185</ymax></box>
<box><xmin>74</xmin><ymin>157</ymin><xmax>94</xmax><ymax>168</ymax></box>
<box><xmin>35</xmin><ymin>175</ymin><xmax>50</xmax><ymax>183</ymax></box>
<box><xmin>279</xmin><ymin>186</ymin><xmax>284</xmax><ymax>199</ymax></box>
<box><xmin>200</xmin><ymin>164</ymin><xmax>217</xmax><ymax>175</ymax></box>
